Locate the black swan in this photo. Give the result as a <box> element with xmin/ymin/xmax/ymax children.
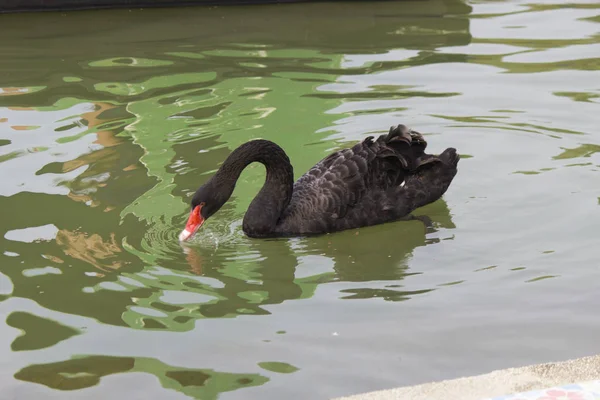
<box><xmin>179</xmin><ymin>124</ymin><xmax>459</xmax><ymax>241</ymax></box>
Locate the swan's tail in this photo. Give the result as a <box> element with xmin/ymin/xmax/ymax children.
<box><xmin>439</xmin><ymin>147</ymin><xmax>460</xmax><ymax>168</ymax></box>
<box><xmin>405</xmin><ymin>146</ymin><xmax>459</xmax><ymax>210</ymax></box>
<box><xmin>379</xmin><ymin>125</ymin><xmax>459</xmax><ymax>210</ymax></box>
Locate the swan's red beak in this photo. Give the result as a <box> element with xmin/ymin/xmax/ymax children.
<box><xmin>179</xmin><ymin>205</ymin><xmax>204</xmax><ymax>242</ymax></box>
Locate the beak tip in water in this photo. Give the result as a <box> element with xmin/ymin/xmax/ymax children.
<box><xmin>179</xmin><ymin>229</ymin><xmax>192</xmax><ymax>242</ymax></box>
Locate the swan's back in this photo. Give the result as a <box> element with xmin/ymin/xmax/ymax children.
<box><xmin>275</xmin><ymin>125</ymin><xmax>459</xmax><ymax>235</ymax></box>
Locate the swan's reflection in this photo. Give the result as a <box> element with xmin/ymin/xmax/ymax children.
<box><xmin>175</xmin><ymin>198</ymin><xmax>455</xmax><ymax>319</ymax></box>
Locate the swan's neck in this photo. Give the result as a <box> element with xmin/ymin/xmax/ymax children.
<box><xmin>214</xmin><ymin>140</ymin><xmax>294</xmax><ymax>236</ymax></box>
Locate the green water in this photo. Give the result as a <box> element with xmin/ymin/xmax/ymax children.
<box><xmin>1</xmin><ymin>1</ymin><xmax>599</xmax><ymax>398</ymax></box>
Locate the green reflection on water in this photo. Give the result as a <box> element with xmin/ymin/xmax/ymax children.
<box><xmin>0</xmin><ymin>2</ymin><xmax>470</xmax><ymax>397</ymax></box>
<box><xmin>15</xmin><ymin>355</ymin><xmax>269</xmax><ymax>398</ymax></box>
<box><xmin>7</xmin><ymin>311</ymin><xmax>80</xmax><ymax>351</ymax></box>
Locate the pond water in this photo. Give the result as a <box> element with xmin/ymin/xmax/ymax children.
<box><xmin>1</xmin><ymin>1</ymin><xmax>599</xmax><ymax>399</ymax></box>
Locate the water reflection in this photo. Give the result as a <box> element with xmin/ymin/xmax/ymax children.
<box><xmin>0</xmin><ymin>0</ymin><xmax>493</xmax><ymax>395</ymax></box>
<box><xmin>7</xmin><ymin>311</ymin><xmax>80</xmax><ymax>351</ymax></box>
<box><xmin>14</xmin><ymin>355</ymin><xmax>269</xmax><ymax>398</ymax></box>
<box><xmin>2</xmin><ymin>191</ymin><xmax>453</xmax><ymax>331</ymax></box>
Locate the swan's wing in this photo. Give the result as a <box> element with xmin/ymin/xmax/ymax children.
<box><xmin>290</xmin><ymin>125</ymin><xmax>426</xmax><ymax>220</ymax></box>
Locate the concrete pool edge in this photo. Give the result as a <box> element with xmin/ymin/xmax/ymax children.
<box><xmin>332</xmin><ymin>354</ymin><xmax>600</xmax><ymax>400</ymax></box>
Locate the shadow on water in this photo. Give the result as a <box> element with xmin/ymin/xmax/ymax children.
<box><xmin>0</xmin><ymin>0</ymin><xmax>471</xmax><ymax>397</ymax></box>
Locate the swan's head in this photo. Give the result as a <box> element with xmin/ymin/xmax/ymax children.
<box><xmin>179</xmin><ymin>180</ymin><xmax>231</xmax><ymax>242</ymax></box>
